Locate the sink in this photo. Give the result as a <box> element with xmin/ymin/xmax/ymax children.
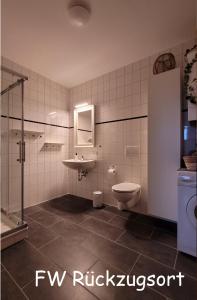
<box><xmin>62</xmin><ymin>159</ymin><xmax>96</xmax><ymax>170</ymax></box>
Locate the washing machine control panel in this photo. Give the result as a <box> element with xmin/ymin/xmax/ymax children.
<box><xmin>178</xmin><ymin>171</ymin><xmax>197</xmax><ymax>187</ymax></box>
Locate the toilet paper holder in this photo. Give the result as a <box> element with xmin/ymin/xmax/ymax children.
<box><xmin>108</xmin><ymin>165</ymin><xmax>117</xmax><ymax>175</ymax></box>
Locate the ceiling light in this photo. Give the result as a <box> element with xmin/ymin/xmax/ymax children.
<box><xmin>67</xmin><ymin>2</ymin><xmax>91</xmax><ymax>27</ymax></box>
<box><xmin>75</xmin><ymin>102</ymin><xmax>88</xmax><ymax>108</ymax></box>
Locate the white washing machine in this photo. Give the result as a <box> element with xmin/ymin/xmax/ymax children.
<box><xmin>178</xmin><ymin>170</ymin><xmax>197</xmax><ymax>257</ymax></box>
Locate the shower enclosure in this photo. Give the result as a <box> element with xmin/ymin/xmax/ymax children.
<box><xmin>1</xmin><ymin>66</ymin><xmax>28</xmax><ymax>250</ymax></box>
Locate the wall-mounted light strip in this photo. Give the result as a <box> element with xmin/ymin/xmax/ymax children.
<box><xmin>75</xmin><ymin>102</ymin><xmax>88</xmax><ymax>108</ymax></box>
<box><xmin>48</xmin><ymin>111</ymin><xmax>57</xmax><ymax>116</ymax></box>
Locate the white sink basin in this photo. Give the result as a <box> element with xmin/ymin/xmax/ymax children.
<box><xmin>62</xmin><ymin>159</ymin><xmax>96</xmax><ymax>170</ymax></box>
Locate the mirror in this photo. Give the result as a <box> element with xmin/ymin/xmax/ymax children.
<box><xmin>74</xmin><ymin>105</ymin><xmax>95</xmax><ymax>147</ymax></box>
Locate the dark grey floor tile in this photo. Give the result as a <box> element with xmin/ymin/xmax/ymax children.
<box><xmin>40</xmin><ymin>236</ymin><xmax>97</xmax><ymax>275</ymax></box>
<box><xmin>1</xmin><ymin>270</ymin><xmax>27</xmax><ymax>300</ymax></box>
<box><xmin>109</xmin><ymin>215</ymin><xmax>154</xmax><ymax>238</ymax></box>
<box><xmin>117</xmin><ymin>232</ymin><xmax>176</xmax><ymax>267</ymax></box>
<box><xmin>104</xmin><ymin>205</ymin><xmax>137</xmax><ymax>219</ymax></box>
<box><xmin>41</xmin><ymin>201</ymin><xmax>89</xmax><ymax>224</ymax></box>
<box><xmin>126</xmin><ymin>220</ymin><xmax>154</xmax><ymax>238</ymax></box>
<box><xmin>81</xmin><ymin>234</ymin><xmax>138</xmax><ymax>273</ymax></box>
<box><xmin>85</xmin><ymin>207</ymin><xmax>115</xmax><ymax>222</ymax></box>
<box><xmin>135</xmin><ymin>214</ymin><xmax>157</xmax><ymax>226</ymax></box>
<box><xmin>175</xmin><ymin>252</ymin><xmax>197</xmax><ymax>279</ymax></box>
<box><xmin>135</xmin><ymin>214</ymin><xmax>177</xmax><ymax>233</ymax></box>
<box><xmin>1</xmin><ymin>240</ymin><xmax>52</xmax><ymax>288</ymax></box>
<box><xmin>132</xmin><ymin>255</ymin><xmax>197</xmax><ymax>300</ymax></box>
<box><xmin>86</xmin><ymin>260</ymin><xmax>165</xmax><ymax>300</ymax></box>
<box><xmin>50</xmin><ymin>220</ymin><xmax>94</xmax><ymax>246</ymax></box>
<box><xmin>30</xmin><ymin>210</ymin><xmax>62</xmax><ymax>227</ymax></box>
<box><xmin>152</xmin><ymin>228</ymin><xmax>177</xmax><ymax>249</ymax></box>
<box><xmin>24</xmin><ymin>265</ymin><xmax>97</xmax><ymax>300</ymax></box>
<box><xmin>58</xmin><ymin>212</ymin><xmax>90</xmax><ymax>224</ymax></box>
<box><xmin>40</xmin><ymin>195</ymin><xmax>92</xmax><ymax>215</ymax></box>
<box><xmin>81</xmin><ymin>217</ymin><xmax>123</xmax><ymax>240</ymax></box>
<box><xmin>109</xmin><ymin>215</ymin><xmax>129</xmax><ymax>229</ymax></box>
<box><xmin>27</xmin><ymin>221</ymin><xmax>57</xmax><ymax>249</ymax></box>
<box><xmin>24</xmin><ymin>205</ymin><xmax>43</xmax><ymax>216</ymax></box>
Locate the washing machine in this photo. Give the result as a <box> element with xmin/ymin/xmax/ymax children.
<box><xmin>178</xmin><ymin>170</ymin><xmax>197</xmax><ymax>257</ymax></box>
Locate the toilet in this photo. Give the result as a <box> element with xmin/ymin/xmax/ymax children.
<box><xmin>112</xmin><ymin>182</ymin><xmax>141</xmax><ymax>210</ymax></box>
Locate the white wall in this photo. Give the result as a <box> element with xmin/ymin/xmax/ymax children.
<box><xmin>68</xmin><ymin>38</ymin><xmax>196</xmax><ymax>213</ymax></box>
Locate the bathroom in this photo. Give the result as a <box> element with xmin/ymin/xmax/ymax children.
<box><xmin>1</xmin><ymin>0</ymin><xmax>197</xmax><ymax>299</ymax></box>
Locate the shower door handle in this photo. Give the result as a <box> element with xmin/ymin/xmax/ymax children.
<box><xmin>22</xmin><ymin>142</ymin><xmax>26</xmax><ymax>162</ymax></box>
<box><xmin>17</xmin><ymin>141</ymin><xmax>22</xmax><ymax>163</ymax></box>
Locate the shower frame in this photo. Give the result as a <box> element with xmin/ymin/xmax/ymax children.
<box><xmin>1</xmin><ymin>66</ymin><xmax>28</xmax><ymax>250</ymax></box>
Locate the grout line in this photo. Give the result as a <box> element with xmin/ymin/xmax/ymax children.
<box><xmin>129</xmin><ymin>254</ymin><xmax>141</xmax><ymax>274</ymax></box>
<box><xmin>76</xmin><ymin>215</ymin><xmax>92</xmax><ymax>225</ymax></box>
<box><xmin>155</xmin><ymin>240</ymin><xmax>177</xmax><ymax>251</ymax></box>
<box><xmin>31</xmin><ymin>217</ymin><xmax>64</xmax><ymax>230</ymax></box>
<box><xmin>106</xmin><ymin>214</ymin><xmax>117</xmax><ymax>223</ymax></box>
<box><xmin>79</xmin><ymin>220</ymin><xmax>125</xmax><ymax>241</ymax></box>
<box><xmin>148</xmin><ymin>286</ymin><xmax>171</xmax><ymax>299</ymax></box>
<box><xmin>85</xmin><ymin>259</ymin><xmax>100</xmax><ymax>272</ymax></box>
<box><xmin>80</xmin><ymin>215</ymin><xmax>126</xmax><ymax>229</ymax></box>
<box><xmin>2</xmin><ymin>266</ymin><xmax>29</xmax><ymax>299</ymax></box>
<box><xmin>25</xmin><ymin>235</ymin><xmax>60</xmax><ymax>254</ymax></box>
<box><xmin>179</xmin><ymin>271</ymin><xmax>197</xmax><ymax>282</ymax></box>
<box><xmin>36</xmin><ymin>236</ymin><xmax>60</xmax><ymax>250</ymax></box>
<box><xmin>83</xmin><ymin>254</ymin><xmax>129</xmax><ymax>276</ymax></box>
<box><xmin>107</xmin><ymin>212</ymin><xmax>136</xmax><ymax>223</ymax></box>
<box><xmin>115</xmin><ymin>230</ymin><xmax>126</xmax><ymax>242</ymax></box>
<box><xmin>24</xmin><ymin>206</ymin><xmax>45</xmax><ymax>217</ymax></box>
<box><xmin>47</xmin><ymin>218</ymin><xmax>65</xmax><ymax>228</ymax></box>
<box><xmin>173</xmin><ymin>251</ymin><xmax>178</xmax><ymax>269</ymax></box>
<box><xmin>149</xmin><ymin>228</ymin><xmax>155</xmax><ymax>239</ymax></box>
<box><xmin>107</xmin><ymin>213</ymin><xmax>119</xmax><ymax>223</ymax></box>
<box><xmin>22</xmin><ymin>278</ymin><xmax>35</xmax><ymax>290</ymax></box>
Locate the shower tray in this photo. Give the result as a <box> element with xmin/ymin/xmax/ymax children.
<box><xmin>1</xmin><ymin>213</ymin><xmax>28</xmax><ymax>250</ymax></box>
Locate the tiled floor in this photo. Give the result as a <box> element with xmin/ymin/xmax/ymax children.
<box><xmin>1</xmin><ymin>195</ymin><xmax>197</xmax><ymax>300</ymax></box>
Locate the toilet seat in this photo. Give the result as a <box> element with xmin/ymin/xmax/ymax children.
<box><xmin>112</xmin><ymin>182</ymin><xmax>141</xmax><ymax>193</ymax></box>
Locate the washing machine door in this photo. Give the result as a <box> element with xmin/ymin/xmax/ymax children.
<box><xmin>186</xmin><ymin>195</ymin><xmax>197</xmax><ymax>228</ymax></box>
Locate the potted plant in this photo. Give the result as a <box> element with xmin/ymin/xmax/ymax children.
<box><xmin>184</xmin><ymin>45</ymin><xmax>197</xmax><ymax>121</ymax></box>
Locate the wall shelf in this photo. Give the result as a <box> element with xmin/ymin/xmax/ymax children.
<box><xmin>42</xmin><ymin>142</ymin><xmax>64</xmax><ymax>151</ymax></box>
<box><xmin>11</xmin><ymin>129</ymin><xmax>44</xmax><ymax>138</ymax></box>
<box><xmin>44</xmin><ymin>142</ymin><xmax>64</xmax><ymax>146</ymax></box>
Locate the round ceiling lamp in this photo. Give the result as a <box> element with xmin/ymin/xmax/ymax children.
<box><xmin>67</xmin><ymin>2</ymin><xmax>91</xmax><ymax>27</ymax></box>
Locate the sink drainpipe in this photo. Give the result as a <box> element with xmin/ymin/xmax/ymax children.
<box><xmin>78</xmin><ymin>169</ymin><xmax>88</xmax><ymax>181</ymax></box>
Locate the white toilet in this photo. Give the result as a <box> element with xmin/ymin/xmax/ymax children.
<box><xmin>112</xmin><ymin>182</ymin><xmax>141</xmax><ymax>210</ymax></box>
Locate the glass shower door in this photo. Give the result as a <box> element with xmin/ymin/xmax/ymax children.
<box><xmin>1</xmin><ymin>76</ymin><xmax>25</xmax><ymax>235</ymax></box>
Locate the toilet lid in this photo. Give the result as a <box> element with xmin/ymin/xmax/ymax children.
<box><xmin>112</xmin><ymin>182</ymin><xmax>141</xmax><ymax>193</ymax></box>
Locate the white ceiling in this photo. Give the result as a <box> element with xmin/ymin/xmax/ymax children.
<box><xmin>2</xmin><ymin>0</ymin><xmax>196</xmax><ymax>87</ymax></box>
